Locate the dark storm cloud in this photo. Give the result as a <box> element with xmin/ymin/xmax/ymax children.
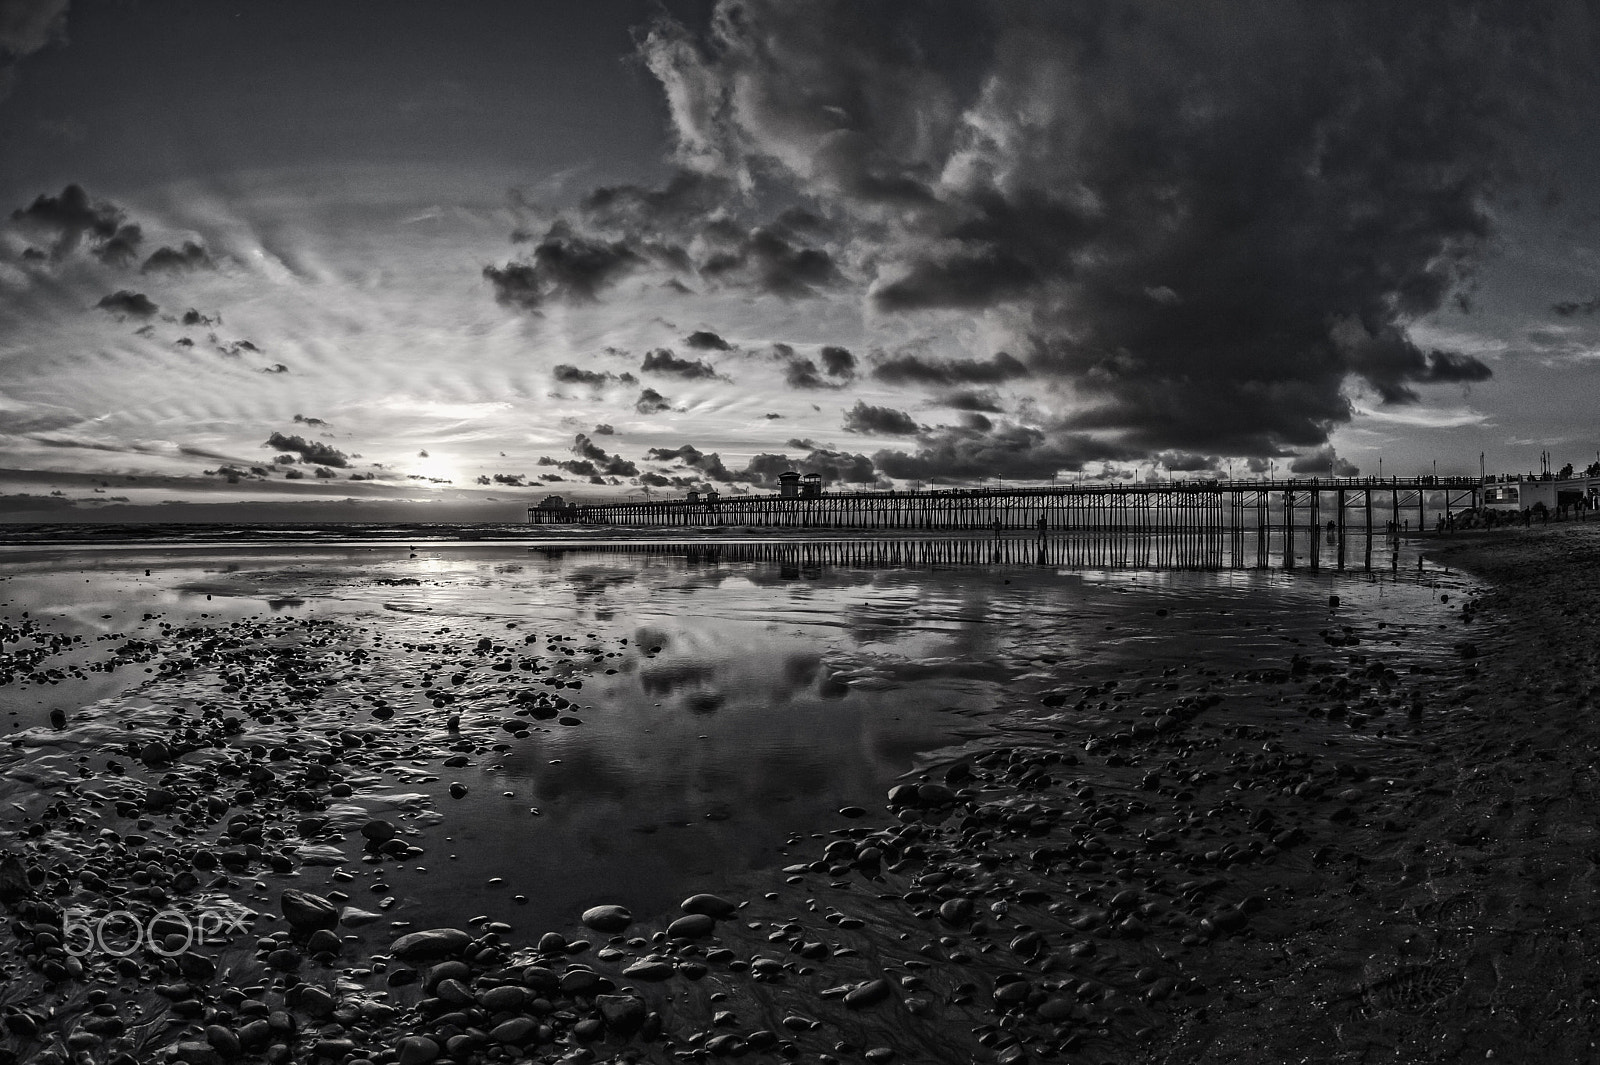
<box><xmin>841</xmin><ymin>401</ymin><xmax>919</xmax><ymax>436</ymax></box>
<box><xmin>94</xmin><ymin>224</ymin><xmax>142</xmax><ymax>266</ymax></box>
<box><xmin>871</xmin><ymin>351</ymin><xmax>1029</xmax><ymax>387</ymax></box>
<box><xmin>1552</xmin><ymin>295</ymin><xmax>1600</xmax><ymax>316</ymax></box>
<box><xmin>635</xmin><ymin>387</ymin><xmax>673</xmax><ymax>414</ymax></box>
<box><xmin>684</xmin><ymin>330</ymin><xmax>731</xmax><ymax>350</ymax></box>
<box><xmin>873</xmin><ymin>419</ymin><xmax>1137</xmax><ymax>481</ymax></box>
<box><xmin>782</xmin><ymin>356</ymin><xmax>843</xmax><ymax>390</ymax></box>
<box><xmin>593</xmin><ymin>423</ymin><xmax>615</xmax><ymax>435</ymax></box>
<box><xmin>571</xmin><ymin>432</ymin><xmax>639</xmax><ymax>477</ymax></box>
<box><xmin>264</xmin><ymin>432</ymin><xmax>350</xmax><ymax>468</ymax></box>
<box><xmin>11</xmin><ymin>184</ymin><xmax>132</xmax><ymax>259</ymax></box>
<box><xmin>739</xmin><ymin>447</ymin><xmax>879</xmax><ymax>489</ymax></box>
<box><xmin>181</xmin><ymin>309</ymin><xmax>218</xmax><ymax>327</ymax></box>
<box><xmin>941</xmin><ymin>389</ymin><xmax>1004</xmax><ymax>413</ymax></box>
<box><xmin>484</xmin><ymin>227</ymin><xmax>651</xmax><ymax>312</ymax></box>
<box><xmin>552</xmin><ymin>364</ymin><xmax>636</xmax><ymax>389</ymax></box>
<box><xmin>644</xmin><ymin>443</ymin><xmax>735</xmax><ymax>482</ymax></box>
<box><xmin>627</xmin><ymin>0</ymin><xmax>1565</xmax><ymax>461</ymax></box>
<box><xmin>141</xmin><ymin>240</ymin><xmax>213</xmax><ymax>273</ymax></box>
<box><xmin>95</xmin><ymin>290</ymin><xmax>157</xmax><ymax>317</ymax></box>
<box><xmin>698</xmin><ymin>226</ymin><xmax>840</xmax><ymax>298</ymax></box>
<box><xmin>641</xmin><ymin>347</ymin><xmax>720</xmax><ymax>379</ymax></box>
<box><xmin>1155</xmin><ymin>451</ymin><xmax>1221</xmax><ymax>473</ymax></box>
<box><xmin>819</xmin><ymin>345</ymin><xmax>856</xmax><ymax>380</ymax></box>
<box><xmin>293</xmin><ymin>414</ymin><xmax>328</xmax><ymax>428</ymax></box>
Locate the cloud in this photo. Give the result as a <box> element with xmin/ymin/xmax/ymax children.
<box><xmin>552</xmin><ymin>364</ymin><xmax>636</xmax><ymax>388</ymax></box>
<box><xmin>181</xmin><ymin>308</ymin><xmax>218</xmax><ymax>326</ymax></box>
<box><xmin>873</xmin><ymin>420</ymin><xmax>1135</xmax><ymax>481</ymax></box>
<box><xmin>593</xmin><ymin>423</ymin><xmax>615</xmax><ymax>435</ymax></box>
<box><xmin>567</xmin><ymin>432</ymin><xmax>640</xmax><ymax>477</ymax></box>
<box><xmin>618</xmin><ymin>0</ymin><xmax>1564</xmax><ymax>459</ymax></box>
<box><xmin>141</xmin><ymin>240</ymin><xmax>214</xmax><ymax>273</ymax></box>
<box><xmin>782</xmin><ymin>356</ymin><xmax>843</xmax><ymax>390</ymax></box>
<box><xmin>484</xmin><ymin>224</ymin><xmax>665</xmax><ymax>311</ymax></box>
<box><xmin>641</xmin><ymin>347</ymin><xmax>720</xmax><ymax>379</ymax></box>
<box><xmin>645</xmin><ymin>443</ymin><xmax>735</xmax><ymax>481</ymax></box>
<box><xmin>264</xmin><ymin>432</ymin><xmax>350</xmax><ymax>468</ymax></box>
<box><xmin>841</xmin><ymin>400</ymin><xmax>918</xmax><ymax>435</ymax></box>
<box><xmin>293</xmin><ymin>413</ymin><xmax>328</xmax><ymax>428</ymax></box>
<box><xmin>1155</xmin><ymin>450</ymin><xmax>1221</xmax><ymax>473</ymax></box>
<box><xmin>940</xmin><ymin>389</ymin><xmax>1004</xmax><ymax>413</ymax></box>
<box><xmin>698</xmin><ymin>225</ymin><xmax>840</xmax><ymax>298</ymax></box>
<box><xmin>819</xmin><ymin>345</ymin><xmax>856</xmax><ymax>380</ymax></box>
<box><xmin>739</xmin><ymin>446</ymin><xmax>880</xmax><ymax>489</ymax></box>
<box><xmin>635</xmin><ymin>387</ymin><xmax>673</xmax><ymax>414</ymax></box>
<box><xmin>10</xmin><ymin>183</ymin><xmax>132</xmax><ymax>260</ymax></box>
<box><xmin>95</xmin><ymin>289</ymin><xmax>157</xmax><ymax>317</ymax></box>
<box><xmin>870</xmin><ymin>351</ymin><xmax>1030</xmax><ymax>387</ymax></box>
<box><xmin>684</xmin><ymin>330</ymin><xmax>732</xmax><ymax>350</ymax></box>
<box><xmin>1290</xmin><ymin>446</ymin><xmax>1359</xmax><ymax>477</ymax></box>
<box><xmin>1552</xmin><ymin>295</ymin><xmax>1600</xmax><ymax>317</ymax></box>
<box><xmin>0</xmin><ymin>0</ymin><xmax>70</xmax><ymax>59</ymax></box>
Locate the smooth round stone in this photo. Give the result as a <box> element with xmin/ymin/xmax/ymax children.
<box><xmin>559</xmin><ymin>968</ymin><xmax>604</xmax><ymax>996</ymax></box>
<box><xmin>680</xmin><ymin>893</ymin><xmax>737</xmax><ymax>918</ymax></box>
<box><xmin>489</xmin><ymin>1017</ymin><xmax>538</xmax><ymax>1045</ymax></box>
<box><xmin>306</xmin><ymin>929</ymin><xmax>342</xmax><ymax>955</ymax></box>
<box><xmin>667</xmin><ymin>914</ymin><xmax>715</xmax><ymax>939</ymax></box>
<box><xmin>389</xmin><ymin>928</ymin><xmax>473</xmax><ymax>960</ymax></box>
<box><xmin>580</xmin><ymin>905</ymin><xmax>632</xmax><ymax>933</ymax></box>
<box><xmin>845</xmin><ymin>979</ymin><xmax>892</xmax><ymax>1009</ymax></box>
<box><xmin>396</xmin><ymin>1036</ymin><xmax>440</xmax><ymax>1065</ymax></box>
<box><xmin>479</xmin><ymin>984</ymin><xmax>530</xmax><ymax>1012</ymax></box>
<box><xmin>360</xmin><ymin>820</ymin><xmax>397</xmax><ymax>842</ymax></box>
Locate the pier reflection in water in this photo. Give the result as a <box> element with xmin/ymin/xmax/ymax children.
<box><xmin>532</xmin><ymin>528</ymin><xmax>1405</xmax><ymax>573</ymax></box>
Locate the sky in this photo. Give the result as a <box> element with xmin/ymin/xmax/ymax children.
<box><xmin>3</xmin><ymin>0</ymin><xmax>1600</xmax><ymax>523</ymax></box>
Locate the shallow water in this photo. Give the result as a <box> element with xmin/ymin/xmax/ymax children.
<box><xmin>0</xmin><ymin>534</ymin><xmax>1466</xmax><ymax>941</ymax></box>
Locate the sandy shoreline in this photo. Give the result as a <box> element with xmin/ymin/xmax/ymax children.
<box><xmin>0</xmin><ymin>529</ymin><xmax>1588</xmax><ymax>1064</ymax></box>
<box><xmin>1142</xmin><ymin>523</ymin><xmax>1600</xmax><ymax>1063</ymax></box>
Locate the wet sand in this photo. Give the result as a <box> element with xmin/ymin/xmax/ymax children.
<box><xmin>0</xmin><ymin>530</ymin><xmax>1587</xmax><ymax>1064</ymax></box>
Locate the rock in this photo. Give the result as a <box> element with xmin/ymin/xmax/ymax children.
<box><xmin>338</xmin><ymin>907</ymin><xmax>382</xmax><ymax>928</ymax></box>
<box><xmin>205</xmin><ymin>1025</ymin><xmax>242</xmax><ymax>1058</ymax></box>
<box><xmin>938</xmin><ymin>898</ymin><xmax>973</xmax><ymax>925</ymax></box>
<box><xmin>360</xmin><ymin>819</ymin><xmax>396</xmax><ymax>843</ymax></box>
<box><xmin>560</xmin><ymin>968</ymin><xmax>605</xmax><ymax>996</ymax></box>
<box><xmin>489</xmin><ymin>1017</ymin><xmax>538</xmax><ymax>1045</ymax></box>
<box><xmin>623</xmin><ymin>958</ymin><xmax>677</xmax><ymax>981</ymax></box>
<box><xmin>297</xmin><ymin>985</ymin><xmax>335</xmax><ymax>1018</ymax></box>
<box><xmin>280</xmin><ymin>889</ymin><xmax>338</xmax><ymax>932</ymax></box>
<box><xmin>479</xmin><ymin>985</ymin><xmax>529</xmax><ymax>1012</ymax></box>
<box><xmin>396</xmin><ymin>1036</ymin><xmax>441</xmax><ymax>1065</ymax></box>
<box><xmin>680</xmin><ymin>893</ymin><xmax>738</xmax><ymax>917</ymax></box>
<box><xmin>597</xmin><ymin>993</ymin><xmax>647</xmax><ymax>1034</ymax></box>
<box><xmin>174</xmin><ymin>1042</ymin><xmax>220</xmax><ymax>1065</ymax></box>
<box><xmin>140</xmin><ymin>740</ymin><xmax>172</xmax><ymax>765</ymax></box>
<box><xmin>845</xmin><ymin>979</ymin><xmax>892</xmax><ymax>1009</ymax></box>
<box><xmin>389</xmin><ymin>928</ymin><xmax>473</xmax><ymax>960</ymax></box>
<box><xmin>667</xmin><ymin>913</ymin><xmax>715</xmax><ymax>939</ymax></box>
<box><xmin>580</xmin><ymin>904</ymin><xmax>632</xmax><ymax>932</ymax></box>
<box><xmin>306</xmin><ymin>929</ymin><xmax>342</xmax><ymax>955</ymax></box>
<box><xmin>435</xmin><ymin>978</ymin><xmax>474</xmax><ymax>1005</ymax></box>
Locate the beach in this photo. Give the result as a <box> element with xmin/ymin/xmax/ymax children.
<box><xmin>0</xmin><ymin>528</ymin><xmax>1588</xmax><ymax>1064</ymax></box>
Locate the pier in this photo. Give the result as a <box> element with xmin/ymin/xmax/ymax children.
<box><xmin>530</xmin><ymin>477</ymin><xmax>1486</xmax><ymax>535</ymax></box>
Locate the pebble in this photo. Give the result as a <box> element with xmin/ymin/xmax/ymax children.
<box><xmin>681</xmin><ymin>892</ymin><xmax>738</xmax><ymax>917</ymax></box>
<box><xmin>580</xmin><ymin>904</ymin><xmax>633</xmax><ymax>932</ymax></box>
<box><xmin>389</xmin><ymin>928</ymin><xmax>473</xmax><ymax>960</ymax></box>
<box><xmin>280</xmin><ymin>889</ymin><xmax>339</xmax><ymax>932</ymax></box>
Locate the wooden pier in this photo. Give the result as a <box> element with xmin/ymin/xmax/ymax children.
<box><xmin>530</xmin><ymin>477</ymin><xmax>1484</xmax><ymax>536</ymax></box>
